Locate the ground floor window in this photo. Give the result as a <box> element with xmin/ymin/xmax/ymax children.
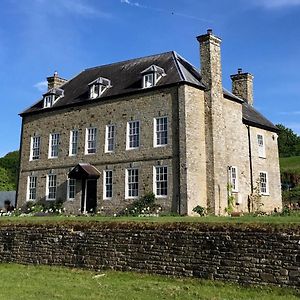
<box><xmin>229</xmin><ymin>166</ymin><xmax>238</xmax><ymax>192</ymax></box>
<box><xmin>154</xmin><ymin>166</ymin><xmax>168</xmax><ymax>197</ymax></box>
<box><xmin>68</xmin><ymin>179</ymin><xmax>76</xmax><ymax>200</ymax></box>
<box><xmin>126</xmin><ymin>168</ymin><xmax>139</xmax><ymax>198</ymax></box>
<box><xmin>259</xmin><ymin>172</ymin><xmax>268</xmax><ymax>195</ymax></box>
<box><xmin>104</xmin><ymin>170</ymin><xmax>113</xmax><ymax>199</ymax></box>
<box><xmin>47</xmin><ymin>174</ymin><xmax>57</xmax><ymax>200</ymax></box>
<box><xmin>27</xmin><ymin>176</ymin><xmax>37</xmax><ymax>201</ymax></box>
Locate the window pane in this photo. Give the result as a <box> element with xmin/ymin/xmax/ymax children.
<box><xmin>128</xmin><ymin>121</ymin><xmax>140</xmax><ymax>149</ymax></box>
<box><xmin>28</xmin><ymin>176</ymin><xmax>37</xmax><ymax>200</ymax></box>
<box><xmin>104</xmin><ymin>170</ymin><xmax>113</xmax><ymax>199</ymax></box>
<box><xmin>70</xmin><ymin>130</ymin><xmax>78</xmax><ymax>156</ymax></box>
<box><xmin>31</xmin><ymin>136</ymin><xmax>40</xmax><ymax>160</ymax></box>
<box><xmin>127</xmin><ymin>169</ymin><xmax>139</xmax><ymax>197</ymax></box>
<box><xmin>106</xmin><ymin>125</ymin><xmax>115</xmax><ymax>152</ymax></box>
<box><xmin>48</xmin><ymin>174</ymin><xmax>57</xmax><ymax>200</ymax></box>
<box><xmin>155</xmin><ymin>166</ymin><xmax>168</xmax><ymax>196</ymax></box>
<box><xmin>68</xmin><ymin>179</ymin><xmax>76</xmax><ymax>199</ymax></box>
<box><xmin>155</xmin><ymin>117</ymin><xmax>168</xmax><ymax>146</ymax></box>
<box><xmin>50</xmin><ymin>133</ymin><xmax>60</xmax><ymax>158</ymax></box>
<box><xmin>87</xmin><ymin>128</ymin><xmax>97</xmax><ymax>154</ymax></box>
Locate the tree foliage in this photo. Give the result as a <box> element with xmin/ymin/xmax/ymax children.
<box><xmin>0</xmin><ymin>150</ymin><xmax>19</xmax><ymax>191</ymax></box>
<box><xmin>276</xmin><ymin>124</ymin><xmax>300</xmax><ymax>157</ymax></box>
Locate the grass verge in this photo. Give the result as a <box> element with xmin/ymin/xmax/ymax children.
<box><xmin>0</xmin><ymin>264</ymin><xmax>298</xmax><ymax>300</ymax></box>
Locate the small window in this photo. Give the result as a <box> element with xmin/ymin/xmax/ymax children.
<box><xmin>89</xmin><ymin>77</ymin><xmax>111</xmax><ymax>99</ymax></box>
<box><xmin>143</xmin><ymin>73</ymin><xmax>154</xmax><ymax>88</ymax></box>
<box><xmin>103</xmin><ymin>170</ymin><xmax>113</xmax><ymax>199</ymax></box>
<box><xmin>127</xmin><ymin>121</ymin><xmax>140</xmax><ymax>149</ymax></box>
<box><xmin>67</xmin><ymin>179</ymin><xmax>76</xmax><ymax>200</ymax></box>
<box><xmin>229</xmin><ymin>166</ymin><xmax>238</xmax><ymax>192</ymax></box>
<box><xmin>105</xmin><ymin>125</ymin><xmax>115</xmax><ymax>153</ymax></box>
<box><xmin>27</xmin><ymin>176</ymin><xmax>37</xmax><ymax>201</ymax></box>
<box><xmin>257</xmin><ymin>134</ymin><xmax>266</xmax><ymax>158</ymax></box>
<box><xmin>126</xmin><ymin>168</ymin><xmax>139</xmax><ymax>199</ymax></box>
<box><xmin>47</xmin><ymin>174</ymin><xmax>57</xmax><ymax>200</ymax></box>
<box><xmin>43</xmin><ymin>88</ymin><xmax>64</xmax><ymax>108</ymax></box>
<box><xmin>30</xmin><ymin>136</ymin><xmax>41</xmax><ymax>160</ymax></box>
<box><xmin>85</xmin><ymin>127</ymin><xmax>97</xmax><ymax>154</ymax></box>
<box><xmin>259</xmin><ymin>172</ymin><xmax>269</xmax><ymax>195</ymax></box>
<box><xmin>49</xmin><ymin>133</ymin><xmax>60</xmax><ymax>158</ymax></box>
<box><xmin>69</xmin><ymin>129</ymin><xmax>79</xmax><ymax>156</ymax></box>
<box><xmin>44</xmin><ymin>95</ymin><xmax>54</xmax><ymax>108</ymax></box>
<box><xmin>154</xmin><ymin>117</ymin><xmax>168</xmax><ymax>147</ymax></box>
<box><xmin>154</xmin><ymin>166</ymin><xmax>168</xmax><ymax>197</ymax></box>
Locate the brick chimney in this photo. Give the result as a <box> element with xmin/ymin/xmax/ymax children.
<box><xmin>230</xmin><ymin>68</ymin><xmax>254</xmax><ymax>106</ymax></box>
<box><xmin>197</xmin><ymin>29</ymin><xmax>227</xmax><ymax>215</ymax></box>
<box><xmin>47</xmin><ymin>71</ymin><xmax>67</xmax><ymax>90</ymax></box>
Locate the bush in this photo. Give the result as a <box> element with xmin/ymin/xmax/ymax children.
<box><xmin>192</xmin><ymin>205</ymin><xmax>206</xmax><ymax>217</ymax></box>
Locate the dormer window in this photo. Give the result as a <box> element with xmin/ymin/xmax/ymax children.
<box><xmin>89</xmin><ymin>77</ymin><xmax>111</xmax><ymax>99</ymax></box>
<box><xmin>43</xmin><ymin>88</ymin><xmax>64</xmax><ymax>108</ymax></box>
<box><xmin>141</xmin><ymin>65</ymin><xmax>166</xmax><ymax>89</ymax></box>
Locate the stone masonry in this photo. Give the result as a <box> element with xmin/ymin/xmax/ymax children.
<box><xmin>0</xmin><ymin>223</ymin><xmax>299</xmax><ymax>288</ymax></box>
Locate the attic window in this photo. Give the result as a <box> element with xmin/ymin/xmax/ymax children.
<box><xmin>141</xmin><ymin>65</ymin><xmax>166</xmax><ymax>89</ymax></box>
<box><xmin>43</xmin><ymin>88</ymin><xmax>64</xmax><ymax>108</ymax></box>
<box><xmin>89</xmin><ymin>77</ymin><xmax>111</xmax><ymax>99</ymax></box>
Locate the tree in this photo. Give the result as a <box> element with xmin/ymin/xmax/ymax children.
<box><xmin>276</xmin><ymin>124</ymin><xmax>300</xmax><ymax>157</ymax></box>
<box><xmin>0</xmin><ymin>150</ymin><xmax>19</xmax><ymax>191</ymax></box>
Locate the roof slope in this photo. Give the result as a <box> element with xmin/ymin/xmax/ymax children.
<box><xmin>21</xmin><ymin>51</ymin><xmax>277</xmax><ymax>132</ymax></box>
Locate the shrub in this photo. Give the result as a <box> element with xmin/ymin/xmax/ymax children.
<box><xmin>192</xmin><ymin>205</ymin><xmax>206</xmax><ymax>217</ymax></box>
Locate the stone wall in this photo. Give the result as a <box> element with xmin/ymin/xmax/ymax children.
<box><xmin>0</xmin><ymin>222</ymin><xmax>298</xmax><ymax>288</ymax></box>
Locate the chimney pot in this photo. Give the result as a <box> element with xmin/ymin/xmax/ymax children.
<box><xmin>238</xmin><ymin>68</ymin><xmax>242</xmax><ymax>74</ymax></box>
<box><xmin>47</xmin><ymin>71</ymin><xmax>67</xmax><ymax>90</ymax></box>
<box><xmin>207</xmin><ymin>29</ymin><xmax>213</xmax><ymax>34</ymax></box>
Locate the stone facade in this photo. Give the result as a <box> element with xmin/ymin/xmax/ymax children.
<box><xmin>17</xmin><ymin>30</ymin><xmax>282</xmax><ymax>215</ymax></box>
<box><xmin>0</xmin><ymin>223</ymin><xmax>299</xmax><ymax>288</ymax></box>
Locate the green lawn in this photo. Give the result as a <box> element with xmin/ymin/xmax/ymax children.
<box><xmin>0</xmin><ymin>264</ymin><xmax>298</xmax><ymax>300</ymax></box>
<box><xmin>280</xmin><ymin>155</ymin><xmax>300</xmax><ymax>174</ymax></box>
<box><xmin>0</xmin><ymin>213</ymin><xmax>300</xmax><ymax>225</ymax></box>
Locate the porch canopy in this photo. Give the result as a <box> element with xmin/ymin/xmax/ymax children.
<box><xmin>68</xmin><ymin>163</ymin><xmax>101</xmax><ymax>180</ymax></box>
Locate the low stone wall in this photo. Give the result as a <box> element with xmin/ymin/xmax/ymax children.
<box><xmin>0</xmin><ymin>222</ymin><xmax>299</xmax><ymax>288</ymax></box>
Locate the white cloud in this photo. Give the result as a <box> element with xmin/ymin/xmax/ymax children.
<box><xmin>34</xmin><ymin>80</ymin><xmax>48</xmax><ymax>92</ymax></box>
<box><xmin>120</xmin><ymin>0</ymin><xmax>212</xmax><ymax>23</ymax></box>
<box><xmin>254</xmin><ymin>0</ymin><xmax>300</xmax><ymax>8</ymax></box>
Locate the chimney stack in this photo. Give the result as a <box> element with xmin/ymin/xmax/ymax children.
<box><xmin>230</xmin><ymin>69</ymin><xmax>254</xmax><ymax>106</ymax></box>
<box><xmin>47</xmin><ymin>71</ymin><xmax>67</xmax><ymax>90</ymax></box>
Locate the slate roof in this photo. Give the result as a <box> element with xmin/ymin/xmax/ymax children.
<box><xmin>21</xmin><ymin>51</ymin><xmax>277</xmax><ymax>132</ymax></box>
<box><xmin>68</xmin><ymin>163</ymin><xmax>101</xmax><ymax>179</ymax></box>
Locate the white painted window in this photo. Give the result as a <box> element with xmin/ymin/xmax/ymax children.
<box><xmin>85</xmin><ymin>127</ymin><xmax>97</xmax><ymax>154</ymax></box>
<box><xmin>44</xmin><ymin>95</ymin><xmax>54</xmax><ymax>108</ymax></box>
<box><xmin>143</xmin><ymin>73</ymin><xmax>154</xmax><ymax>88</ymax></box>
<box><xmin>105</xmin><ymin>125</ymin><xmax>115</xmax><ymax>153</ymax></box>
<box><xmin>154</xmin><ymin>117</ymin><xmax>168</xmax><ymax>147</ymax></box>
<box><xmin>229</xmin><ymin>166</ymin><xmax>238</xmax><ymax>192</ymax></box>
<box><xmin>154</xmin><ymin>166</ymin><xmax>168</xmax><ymax>197</ymax></box>
<box><xmin>49</xmin><ymin>133</ymin><xmax>60</xmax><ymax>158</ymax></box>
<box><xmin>30</xmin><ymin>136</ymin><xmax>41</xmax><ymax>160</ymax></box>
<box><xmin>127</xmin><ymin>121</ymin><xmax>140</xmax><ymax>149</ymax></box>
<box><xmin>67</xmin><ymin>179</ymin><xmax>76</xmax><ymax>200</ymax></box>
<box><xmin>257</xmin><ymin>134</ymin><xmax>266</xmax><ymax>158</ymax></box>
<box><xmin>27</xmin><ymin>176</ymin><xmax>37</xmax><ymax>201</ymax></box>
<box><xmin>126</xmin><ymin>168</ymin><xmax>139</xmax><ymax>198</ymax></box>
<box><xmin>47</xmin><ymin>174</ymin><xmax>57</xmax><ymax>200</ymax></box>
<box><xmin>89</xmin><ymin>77</ymin><xmax>111</xmax><ymax>99</ymax></box>
<box><xmin>259</xmin><ymin>172</ymin><xmax>269</xmax><ymax>195</ymax></box>
<box><xmin>103</xmin><ymin>170</ymin><xmax>113</xmax><ymax>199</ymax></box>
<box><xmin>69</xmin><ymin>129</ymin><xmax>78</xmax><ymax>156</ymax></box>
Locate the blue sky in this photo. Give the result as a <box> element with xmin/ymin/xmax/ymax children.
<box><xmin>0</xmin><ymin>0</ymin><xmax>300</xmax><ymax>156</ymax></box>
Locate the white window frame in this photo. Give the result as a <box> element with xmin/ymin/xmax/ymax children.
<box><xmin>126</xmin><ymin>121</ymin><xmax>140</xmax><ymax>150</ymax></box>
<box><xmin>154</xmin><ymin>116</ymin><xmax>168</xmax><ymax>147</ymax></box>
<box><xmin>27</xmin><ymin>176</ymin><xmax>37</xmax><ymax>201</ymax></box>
<box><xmin>30</xmin><ymin>136</ymin><xmax>41</xmax><ymax>161</ymax></box>
<box><xmin>257</xmin><ymin>134</ymin><xmax>266</xmax><ymax>158</ymax></box>
<box><xmin>153</xmin><ymin>166</ymin><xmax>168</xmax><ymax>198</ymax></box>
<box><xmin>44</xmin><ymin>95</ymin><xmax>54</xmax><ymax>108</ymax></box>
<box><xmin>67</xmin><ymin>178</ymin><xmax>76</xmax><ymax>200</ymax></box>
<box><xmin>48</xmin><ymin>133</ymin><xmax>60</xmax><ymax>158</ymax></box>
<box><xmin>259</xmin><ymin>171</ymin><xmax>269</xmax><ymax>195</ymax></box>
<box><xmin>103</xmin><ymin>170</ymin><xmax>113</xmax><ymax>200</ymax></box>
<box><xmin>46</xmin><ymin>174</ymin><xmax>57</xmax><ymax>201</ymax></box>
<box><xmin>105</xmin><ymin>124</ymin><xmax>115</xmax><ymax>153</ymax></box>
<box><xmin>229</xmin><ymin>166</ymin><xmax>238</xmax><ymax>193</ymax></box>
<box><xmin>125</xmin><ymin>168</ymin><xmax>139</xmax><ymax>199</ymax></box>
<box><xmin>69</xmin><ymin>129</ymin><xmax>79</xmax><ymax>156</ymax></box>
<box><xmin>85</xmin><ymin>127</ymin><xmax>97</xmax><ymax>154</ymax></box>
<box><xmin>143</xmin><ymin>73</ymin><xmax>154</xmax><ymax>88</ymax></box>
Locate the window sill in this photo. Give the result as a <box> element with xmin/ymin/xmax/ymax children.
<box><xmin>46</xmin><ymin>198</ymin><xmax>56</xmax><ymax>201</ymax></box>
<box><xmin>126</xmin><ymin>147</ymin><xmax>140</xmax><ymax>151</ymax></box>
<box><xmin>85</xmin><ymin>152</ymin><xmax>96</xmax><ymax>155</ymax></box>
<box><xmin>155</xmin><ymin>195</ymin><xmax>168</xmax><ymax>199</ymax></box>
<box><xmin>154</xmin><ymin>144</ymin><xmax>168</xmax><ymax>148</ymax></box>
<box><xmin>48</xmin><ymin>157</ymin><xmax>58</xmax><ymax>159</ymax></box>
<box><xmin>103</xmin><ymin>198</ymin><xmax>112</xmax><ymax>201</ymax></box>
<box><xmin>259</xmin><ymin>156</ymin><xmax>266</xmax><ymax>159</ymax></box>
<box><xmin>125</xmin><ymin>196</ymin><xmax>139</xmax><ymax>200</ymax></box>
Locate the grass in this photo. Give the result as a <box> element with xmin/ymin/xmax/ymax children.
<box><xmin>280</xmin><ymin>155</ymin><xmax>300</xmax><ymax>174</ymax></box>
<box><xmin>0</xmin><ymin>213</ymin><xmax>300</xmax><ymax>226</ymax></box>
<box><xmin>0</xmin><ymin>264</ymin><xmax>298</xmax><ymax>300</ymax></box>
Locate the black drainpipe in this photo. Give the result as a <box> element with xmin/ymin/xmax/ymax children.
<box><xmin>247</xmin><ymin>125</ymin><xmax>254</xmax><ymax>193</ymax></box>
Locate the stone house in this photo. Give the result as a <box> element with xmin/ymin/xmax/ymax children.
<box><xmin>16</xmin><ymin>30</ymin><xmax>282</xmax><ymax>215</ymax></box>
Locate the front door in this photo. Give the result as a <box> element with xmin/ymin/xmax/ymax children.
<box><xmin>82</xmin><ymin>179</ymin><xmax>97</xmax><ymax>213</ymax></box>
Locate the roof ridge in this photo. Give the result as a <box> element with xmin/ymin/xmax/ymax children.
<box><xmin>84</xmin><ymin>51</ymin><xmax>174</xmax><ymax>72</ymax></box>
<box><xmin>172</xmin><ymin>51</ymin><xmax>185</xmax><ymax>81</ymax></box>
